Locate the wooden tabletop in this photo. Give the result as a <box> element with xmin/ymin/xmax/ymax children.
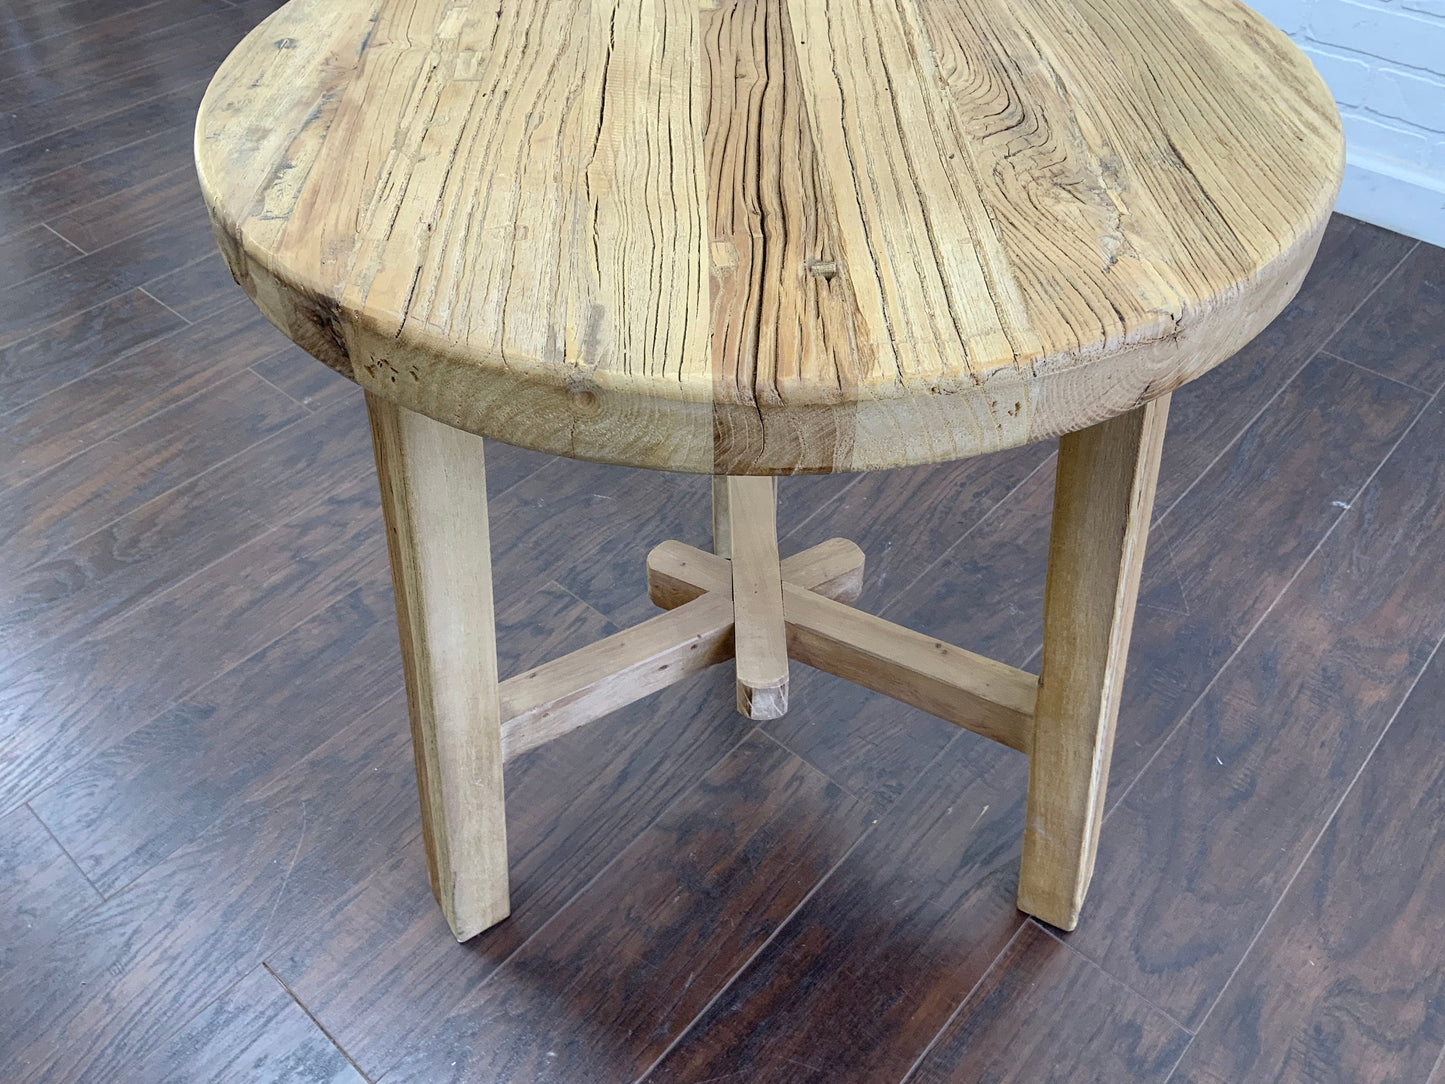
<box><xmin>196</xmin><ymin>0</ymin><xmax>1343</xmax><ymax>474</ymax></box>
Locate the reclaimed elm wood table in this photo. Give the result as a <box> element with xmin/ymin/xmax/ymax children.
<box><xmin>195</xmin><ymin>0</ymin><xmax>1343</xmax><ymax>941</ymax></box>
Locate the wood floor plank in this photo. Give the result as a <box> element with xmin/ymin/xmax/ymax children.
<box><xmin>0</xmin><ymin>224</ymin><xmax>81</xmax><ymax>287</ymax></box>
<box><xmin>268</xmin><ymin>672</ymin><xmax>749</xmax><ymax>1074</ymax></box>
<box><xmin>764</xmin><ymin>457</ymin><xmax>1049</xmax><ymax>809</ymax></box>
<box><xmin>1065</xmin><ymin>396</ymin><xmax>1445</xmax><ymax>1028</ymax></box>
<box><xmin>778</xmin><ymin>440</ymin><xmax>1055</xmax><ymax>613</ymax></box>
<box><xmin>1105</xmin><ymin>352</ymin><xmax>1425</xmax><ymax>790</ymax></box>
<box><xmin>0</xmin><ymin>692</ymin><xmax>424</xmax><ymax>1083</ymax></box>
<box><xmin>645</xmin><ymin>732</ymin><xmax>1026</xmax><ymax>1084</ymax></box>
<box><xmin>909</xmin><ymin>924</ymin><xmax>1188</xmax><ymax>1084</ymax></box>
<box><xmin>0</xmin><ymin>196</ymin><xmax>215</xmax><ymax>347</ymax></box>
<box><xmin>44</xmin><ymin>164</ymin><xmax>205</xmax><ymax>253</ymax></box>
<box><xmin>28</xmin><ymin>577</ymin><xmax>605</xmax><ymax>901</ymax></box>
<box><xmin>0</xmin><ymin>8</ymin><xmax>253</xmax><ymax>152</ymax></box>
<box><xmin>0</xmin><ymin>299</ymin><xmax>294</xmax><ymax>487</ymax></box>
<box><xmin>134</xmin><ymin>967</ymin><xmax>364</xmax><ymax>1084</ymax></box>
<box><xmin>0</xmin><ymin>367</ymin><xmax>307</xmax><ymax>570</ymax></box>
<box><xmin>0</xmin><ymin>80</ymin><xmax>208</xmax><ymax>200</ymax></box>
<box><xmin>645</xmin><ymin>337</ymin><xmax>1428</xmax><ymax>1078</ymax></box>
<box><xmin>28</xmin><ymin>582</ymin><xmax>401</xmax><ymax>896</ymax></box>
<box><xmin>479</xmin><ymin>457</ymin><xmax>716</xmax><ymax>629</ymax></box>
<box><xmin>0</xmin><ymin>0</ymin><xmax>177</xmax><ymax>55</ymax></box>
<box><xmin>1172</xmin><ymin>632</ymin><xmax>1445</xmax><ymax>1084</ymax></box>
<box><xmin>0</xmin><ymin>397</ymin><xmax>372</xmax><ymax>658</ymax></box>
<box><xmin>1325</xmin><ymin>240</ymin><xmax>1444</xmax><ymax>393</ymax></box>
<box><xmin>0</xmin><ymin>804</ymin><xmax>101</xmax><ymax>978</ymax></box>
<box><xmin>143</xmin><ymin>251</ymin><xmax>245</xmax><ymax>320</ymax></box>
<box><xmin>764</xmin><ymin>352</ymin><xmax>1421</xmax><ymax>814</ymax></box>
<box><xmin>251</xmin><ymin>349</ymin><xmax>360</xmax><ymax>413</ymax></box>
<box><xmin>1153</xmin><ymin>214</ymin><xmax>1417</xmax><ymax>514</ymax></box>
<box><xmin>0</xmin><ymin>288</ymin><xmax>184</xmax><ymax>415</ymax></box>
<box><xmin>0</xmin><ymin>471</ymin><xmax>388</xmax><ymax>815</ymax></box>
<box><xmin>0</xmin><ymin>0</ymin><xmax>230</xmax><ymax>94</ymax></box>
<box><xmin>0</xmin><ymin>120</ymin><xmax>193</xmax><ymax>238</ymax></box>
<box><xmin>382</xmin><ymin>732</ymin><xmax>870</xmax><ymax>1084</ymax></box>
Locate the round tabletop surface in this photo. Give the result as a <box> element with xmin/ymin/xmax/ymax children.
<box><xmin>197</xmin><ymin>0</ymin><xmax>1343</xmax><ymax>474</ymax></box>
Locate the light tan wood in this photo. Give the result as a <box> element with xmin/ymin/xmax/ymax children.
<box><xmin>196</xmin><ymin>0</ymin><xmax>1342</xmax><ymax>474</ymax></box>
<box><xmin>783</xmin><ymin>587</ymin><xmax>1036</xmax><ymax>754</ymax></box>
<box><xmin>646</xmin><ymin>538</ymin><xmax>865</xmax><ymax>610</ymax></box>
<box><xmin>366</xmin><ymin>393</ymin><xmax>509</xmax><ymax>942</ymax></box>
<box><xmin>647</xmin><ymin>539</ymin><xmax>1032</xmax><ymax>750</ymax></box>
<box><xmin>1018</xmin><ymin>394</ymin><xmax>1171</xmax><ymax>932</ymax></box>
<box><xmin>712</xmin><ymin>477</ymin><xmax>732</xmax><ymax>558</ymax></box>
<box><xmin>726</xmin><ymin>477</ymin><xmax>789</xmax><ymax>719</ymax></box>
<box><xmin>499</xmin><ymin>593</ymin><xmax>735</xmax><ymax>761</ymax></box>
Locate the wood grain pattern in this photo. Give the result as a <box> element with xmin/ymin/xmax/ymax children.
<box><xmin>0</xmin><ymin>224</ymin><xmax>81</xmax><ymax>290</ymax></box>
<box><xmin>727</xmin><ymin>476</ymin><xmax>789</xmax><ymax>718</ymax></box>
<box><xmin>0</xmin><ymin>300</ymin><xmax>292</xmax><ymax>488</ymax></box>
<box><xmin>0</xmin><ymin>114</ymin><xmax>195</xmax><ymax>239</ymax></box>
<box><xmin>1155</xmin><ymin>214</ymin><xmax>1418</xmax><ymax>514</ymax></box>
<box><xmin>0</xmin><ymin>288</ymin><xmax>184</xmax><ymax>416</ymax></box>
<box><xmin>785</xmin><ymin>584</ymin><xmax>1037</xmax><ymax>753</ymax></box>
<box><xmin>384</xmin><ymin>732</ymin><xmax>870</xmax><ymax>1084</ymax></box>
<box><xmin>0</xmin><ymin>693</ymin><xmax>423</xmax><ymax>1084</ymax></box>
<box><xmin>5</xmin><ymin>2</ymin><xmax>1437</xmax><ymax>1077</ymax></box>
<box><xmin>196</xmin><ymin>0</ymin><xmax>1341</xmax><ymax>473</ymax></box>
<box><xmin>1020</xmin><ymin>395</ymin><xmax>1168</xmax><ymax>930</ymax></box>
<box><xmin>0</xmin><ymin>367</ymin><xmax>307</xmax><ymax>568</ymax></box>
<box><xmin>499</xmin><ymin>592</ymin><xmax>735</xmax><ymax>758</ymax></box>
<box><xmin>1069</xmin><ymin>396</ymin><xmax>1445</xmax><ymax>1027</ymax></box>
<box><xmin>648</xmin><ymin>733</ymin><xmax>1027</xmax><ymax>1083</ymax></box>
<box><xmin>133</xmin><ymin>966</ymin><xmax>363</xmax><ymax>1084</ymax></box>
<box><xmin>1325</xmin><ymin>239</ymin><xmax>1442</xmax><ymax>393</ymax></box>
<box><xmin>269</xmin><ymin>674</ymin><xmax>746</xmax><ymax>1073</ymax></box>
<box><xmin>0</xmin><ymin>196</ymin><xmax>215</xmax><ymax>347</ymax></box>
<box><xmin>0</xmin><ymin>805</ymin><xmax>102</xmax><ymax>977</ymax></box>
<box><xmin>0</xmin><ymin>395</ymin><xmax>372</xmax><ymax>661</ymax></box>
<box><xmin>368</xmin><ymin>393</ymin><xmax>509</xmax><ymax>941</ymax></box>
<box><xmin>911</xmin><ymin>924</ymin><xmax>1188</xmax><ymax>1083</ymax></box>
<box><xmin>1174</xmin><ymin>638</ymin><xmax>1445</xmax><ymax>1084</ymax></box>
<box><xmin>0</xmin><ymin>471</ymin><xmax>388</xmax><ymax>815</ymax></box>
<box><xmin>646</xmin><ymin>537</ymin><xmax>866</xmax><ymax>609</ymax></box>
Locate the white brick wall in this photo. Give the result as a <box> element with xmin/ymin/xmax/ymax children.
<box><xmin>1249</xmin><ymin>0</ymin><xmax>1445</xmax><ymax>244</ymax></box>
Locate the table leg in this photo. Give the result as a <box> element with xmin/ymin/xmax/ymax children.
<box><xmin>712</xmin><ymin>476</ymin><xmax>732</xmax><ymax>557</ymax></box>
<box><xmin>366</xmin><ymin>394</ymin><xmax>510</xmax><ymax>941</ymax></box>
<box><xmin>725</xmin><ymin>477</ymin><xmax>789</xmax><ymax>719</ymax></box>
<box><xmin>1018</xmin><ymin>394</ymin><xmax>1170</xmax><ymax>931</ymax></box>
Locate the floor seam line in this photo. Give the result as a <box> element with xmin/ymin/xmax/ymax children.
<box><xmin>1103</xmin><ymin>386</ymin><xmax>1439</xmax><ymax>821</ymax></box>
<box><xmin>263</xmin><ymin>961</ymin><xmax>376</xmax><ymax>1083</ymax></box>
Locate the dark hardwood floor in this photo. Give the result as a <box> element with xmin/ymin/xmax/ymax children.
<box><xmin>2</xmin><ymin>2</ymin><xmax>1444</xmax><ymax>1081</ymax></box>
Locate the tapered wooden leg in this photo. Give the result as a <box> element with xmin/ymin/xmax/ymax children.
<box><xmin>366</xmin><ymin>393</ymin><xmax>510</xmax><ymax>942</ymax></box>
<box><xmin>726</xmin><ymin>476</ymin><xmax>789</xmax><ymax>720</ymax></box>
<box><xmin>712</xmin><ymin>476</ymin><xmax>732</xmax><ymax>557</ymax></box>
<box><xmin>1018</xmin><ymin>394</ymin><xmax>1170</xmax><ymax>931</ymax></box>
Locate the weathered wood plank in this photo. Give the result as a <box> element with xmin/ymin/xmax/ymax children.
<box><xmin>786</xmin><ymin>585</ymin><xmax>1035</xmax><ymax>753</ymax></box>
<box><xmin>368</xmin><ymin>394</ymin><xmax>509</xmax><ymax>941</ymax></box>
<box><xmin>728</xmin><ymin>477</ymin><xmax>790</xmax><ymax>718</ymax></box>
<box><xmin>1019</xmin><ymin>396</ymin><xmax>1169</xmax><ymax>931</ymax></box>
<box><xmin>499</xmin><ymin>593</ymin><xmax>735</xmax><ymax>759</ymax></box>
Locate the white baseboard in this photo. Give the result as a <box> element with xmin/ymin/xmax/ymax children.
<box><xmin>1336</xmin><ymin>151</ymin><xmax>1445</xmax><ymax>248</ymax></box>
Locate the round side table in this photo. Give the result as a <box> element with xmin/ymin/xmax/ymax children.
<box><xmin>195</xmin><ymin>0</ymin><xmax>1343</xmax><ymax>942</ymax></box>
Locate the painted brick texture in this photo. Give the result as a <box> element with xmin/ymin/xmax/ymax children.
<box><xmin>1250</xmin><ymin>0</ymin><xmax>1445</xmax><ymax>171</ymax></box>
